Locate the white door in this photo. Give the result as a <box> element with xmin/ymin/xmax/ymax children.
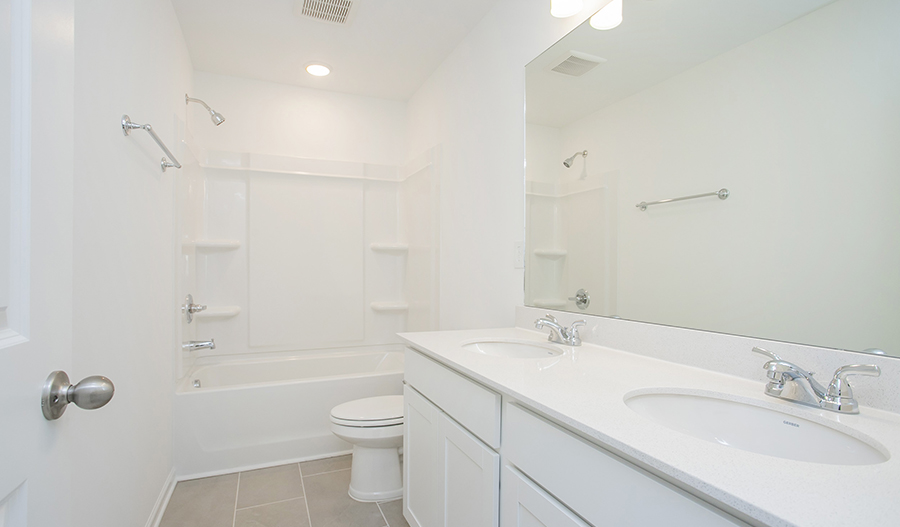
<box><xmin>500</xmin><ymin>466</ymin><xmax>589</xmax><ymax>527</ymax></box>
<box><xmin>0</xmin><ymin>0</ymin><xmax>76</xmax><ymax>525</ymax></box>
<box><xmin>437</xmin><ymin>412</ymin><xmax>500</xmax><ymax>527</ymax></box>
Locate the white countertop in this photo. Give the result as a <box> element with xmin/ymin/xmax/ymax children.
<box><xmin>398</xmin><ymin>327</ymin><xmax>900</xmax><ymax>527</ymax></box>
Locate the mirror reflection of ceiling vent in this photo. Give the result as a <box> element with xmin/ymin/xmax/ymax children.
<box><xmin>551</xmin><ymin>51</ymin><xmax>607</xmax><ymax>77</ymax></box>
<box><xmin>294</xmin><ymin>0</ymin><xmax>357</xmax><ymax>25</ymax></box>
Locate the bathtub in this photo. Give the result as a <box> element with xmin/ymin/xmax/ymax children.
<box><xmin>173</xmin><ymin>348</ymin><xmax>404</xmax><ymax>478</ymax></box>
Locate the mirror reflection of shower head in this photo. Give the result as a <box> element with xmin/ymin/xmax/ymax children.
<box><xmin>563</xmin><ymin>150</ymin><xmax>587</xmax><ymax>168</ymax></box>
<box><xmin>185</xmin><ymin>94</ymin><xmax>226</xmax><ymax>126</ymax></box>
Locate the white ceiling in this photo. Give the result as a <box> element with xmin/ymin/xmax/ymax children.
<box><xmin>172</xmin><ymin>0</ymin><xmax>502</xmax><ymax>101</ymax></box>
<box><xmin>527</xmin><ymin>0</ymin><xmax>838</xmax><ymax>128</ymax></box>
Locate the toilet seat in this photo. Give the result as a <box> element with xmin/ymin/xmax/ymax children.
<box><xmin>330</xmin><ymin>395</ymin><xmax>403</xmax><ymax>428</ymax></box>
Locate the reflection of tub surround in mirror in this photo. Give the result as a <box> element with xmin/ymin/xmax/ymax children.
<box><xmin>525</xmin><ymin>0</ymin><xmax>900</xmax><ymax>357</ymax></box>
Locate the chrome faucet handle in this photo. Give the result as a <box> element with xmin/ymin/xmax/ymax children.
<box><xmin>752</xmin><ymin>347</ymin><xmax>782</xmax><ymax>361</ymax></box>
<box><xmin>827</xmin><ymin>364</ymin><xmax>880</xmax><ymax>399</ymax></box>
<box><xmin>544</xmin><ymin>313</ymin><xmax>559</xmax><ymax>324</ymax></box>
<box><xmin>566</xmin><ymin>320</ymin><xmax>586</xmax><ymax>346</ymax></box>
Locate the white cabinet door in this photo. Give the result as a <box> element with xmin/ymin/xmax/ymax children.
<box><xmin>438</xmin><ymin>411</ymin><xmax>500</xmax><ymax>527</ymax></box>
<box><xmin>501</xmin><ymin>466</ymin><xmax>589</xmax><ymax>527</ymax></box>
<box><xmin>404</xmin><ymin>385</ymin><xmax>441</xmax><ymax>527</ymax></box>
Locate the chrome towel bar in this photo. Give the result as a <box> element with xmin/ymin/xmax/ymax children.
<box><xmin>121</xmin><ymin>115</ymin><xmax>182</xmax><ymax>172</ymax></box>
<box><xmin>637</xmin><ymin>188</ymin><xmax>729</xmax><ymax>211</ymax></box>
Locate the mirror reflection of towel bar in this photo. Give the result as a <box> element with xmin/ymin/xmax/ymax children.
<box><xmin>637</xmin><ymin>188</ymin><xmax>729</xmax><ymax>211</ymax></box>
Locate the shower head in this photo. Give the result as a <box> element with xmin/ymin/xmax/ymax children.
<box><xmin>186</xmin><ymin>94</ymin><xmax>226</xmax><ymax>126</ymax></box>
<box><xmin>563</xmin><ymin>150</ymin><xmax>588</xmax><ymax>168</ymax></box>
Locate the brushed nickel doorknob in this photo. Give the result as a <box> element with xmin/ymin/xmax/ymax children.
<box><xmin>41</xmin><ymin>371</ymin><xmax>115</xmax><ymax>420</ymax></box>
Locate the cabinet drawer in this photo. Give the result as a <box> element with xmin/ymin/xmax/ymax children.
<box><xmin>503</xmin><ymin>403</ymin><xmax>745</xmax><ymax>527</ymax></box>
<box><xmin>405</xmin><ymin>348</ymin><xmax>501</xmax><ymax>448</ymax></box>
<box><xmin>501</xmin><ymin>465</ymin><xmax>589</xmax><ymax>527</ymax></box>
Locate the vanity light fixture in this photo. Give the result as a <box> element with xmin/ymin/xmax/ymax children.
<box><xmin>590</xmin><ymin>0</ymin><xmax>623</xmax><ymax>30</ymax></box>
<box><xmin>551</xmin><ymin>0</ymin><xmax>583</xmax><ymax>18</ymax></box>
<box><xmin>306</xmin><ymin>63</ymin><xmax>331</xmax><ymax>77</ymax></box>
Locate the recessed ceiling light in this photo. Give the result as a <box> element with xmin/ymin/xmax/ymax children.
<box><xmin>306</xmin><ymin>63</ymin><xmax>331</xmax><ymax>77</ymax></box>
<box><xmin>590</xmin><ymin>0</ymin><xmax>623</xmax><ymax>30</ymax></box>
<box><xmin>550</xmin><ymin>0</ymin><xmax>583</xmax><ymax>18</ymax></box>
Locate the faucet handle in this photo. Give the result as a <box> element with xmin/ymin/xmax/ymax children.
<box><xmin>752</xmin><ymin>347</ymin><xmax>782</xmax><ymax>361</ymax></box>
<box><xmin>827</xmin><ymin>364</ymin><xmax>880</xmax><ymax>398</ymax></box>
<box><xmin>544</xmin><ymin>314</ymin><xmax>559</xmax><ymax>323</ymax></box>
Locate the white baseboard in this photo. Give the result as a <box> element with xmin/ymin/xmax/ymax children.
<box><xmin>145</xmin><ymin>468</ymin><xmax>177</xmax><ymax>527</ymax></box>
<box><xmin>177</xmin><ymin>450</ymin><xmax>353</xmax><ymax>482</ymax></box>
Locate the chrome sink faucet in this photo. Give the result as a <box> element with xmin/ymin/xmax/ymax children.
<box><xmin>535</xmin><ymin>314</ymin><xmax>586</xmax><ymax>346</ymax></box>
<box><xmin>752</xmin><ymin>347</ymin><xmax>880</xmax><ymax>414</ymax></box>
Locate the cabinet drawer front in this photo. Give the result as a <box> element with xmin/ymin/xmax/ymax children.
<box><xmin>503</xmin><ymin>403</ymin><xmax>744</xmax><ymax>527</ymax></box>
<box><xmin>405</xmin><ymin>348</ymin><xmax>501</xmax><ymax>448</ymax></box>
<box><xmin>501</xmin><ymin>465</ymin><xmax>589</xmax><ymax>527</ymax></box>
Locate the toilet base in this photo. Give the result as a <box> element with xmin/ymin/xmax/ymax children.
<box><xmin>347</xmin><ymin>444</ymin><xmax>402</xmax><ymax>502</ymax></box>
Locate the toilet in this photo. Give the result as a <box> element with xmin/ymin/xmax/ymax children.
<box><xmin>330</xmin><ymin>395</ymin><xmax>404</xmax><ymax>502</ymax></box>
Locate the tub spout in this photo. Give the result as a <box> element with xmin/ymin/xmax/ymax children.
<box><xmin>183</xmin><ymin>339</ymin><xmax>215</xmax><ymax>352</ymax></box>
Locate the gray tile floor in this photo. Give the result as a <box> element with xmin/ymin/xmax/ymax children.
<box><xmin>159</xmin><ymin>455</ymin><xmax>410</xmax><ymax>527</ymax></box>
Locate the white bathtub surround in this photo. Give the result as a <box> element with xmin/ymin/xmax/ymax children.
<box><xmin>175</xmin><ymin>147</ymin><xmax>440</xmax><ymax>366</ymax></box>
<box><xmin>399</xmin><ymin>325</ymin><xmax>900</xmax><ymax>526</ymax></box>
<box><xmin>173</xmin><ymin>348</ymin><xmax>404</xmax><ymax>478</ymax></box>
<box><xmin>330</xmin><ymin>395</ymin><xmax>405</xmax><ymax>502</ymax></box>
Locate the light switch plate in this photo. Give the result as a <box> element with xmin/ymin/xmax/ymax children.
<box><xmin>514</xmin><ymin>241</ymin><xmax>525</xmax><ymax>269</ymax></box>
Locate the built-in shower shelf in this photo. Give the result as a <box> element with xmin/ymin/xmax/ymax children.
<box><xmin>370</xmin><ymin>302</ymin><xmax>409</xmax><ymax>312</ymax></box>
<box><xmin>370</xmin><ymin>243</ymin><xmax>409</xmax><ymax>254</ymax></box>
<box><xmin>532</xmin><ymin>299</ymin><xmax>567</xmax><ymax>309</ymax></box>
<box><xmin>533</xmin><ymin>249</ymin><xmax>567</xmax><ymax>259</ymax></box>
<box><xmin>195</xmin><ymin>306</ymin><xmax>241</xmax><ymax>319</ymax></box>
<box><xmin>186</xmin><ymin>239</ymin><xmax>241</xmax><ymax>250</ymax></box>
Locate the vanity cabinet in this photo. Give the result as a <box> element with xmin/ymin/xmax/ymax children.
<box><xmin>501</xmin><ymin>465</ymin><xmax>589</xmax><ymax>527</ymax></box>
<box><xmin>503</xmin><ymin>403</ymin><xmax>746</xmax><ymax>527</ymax></box>
<box><xmin>403</xmin><ymin>347</ymin><xmax>745</xmax><ymax>527</ymax></box>
<box><xmin>403</xmin><ymin>385</ymin><xmax>500</xmax><ymax>527</ymax></box>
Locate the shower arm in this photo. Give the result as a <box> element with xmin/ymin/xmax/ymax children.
<box><xmin>185</xmin><ymin>95</ymin><xmax>212</xmax><ymax>112</ymax></box>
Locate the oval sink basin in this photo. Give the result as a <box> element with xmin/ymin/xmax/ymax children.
<box><xmin>625</xmin><ymin>391</ymin><xmax>888</xmax><ymax>465</ymax></box>
<box><xmin>462</xmin><ymin>339</ymin><xmax>563</xmax><ymax>359</ymax></box>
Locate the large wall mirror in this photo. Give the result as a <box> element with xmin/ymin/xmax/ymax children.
<box><xmin>525</xmin><ymin>0</ymin><xmax>900</xmax><ymax>358</ymax></box>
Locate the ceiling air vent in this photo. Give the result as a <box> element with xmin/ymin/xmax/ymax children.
<box><xmin>550</xmin><ymin>51</ymin><xmax>607</xmax><ymax>77</ymax></box>
<box><xmin>294</xmin><ymin>0</ymin><xmax>357</xmax><ymax>25</ymax></box>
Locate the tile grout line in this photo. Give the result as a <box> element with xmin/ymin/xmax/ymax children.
<box><xmin>232</xmin><ymin>472</ymin><xmax>241</xmax><ymax>527</ymax></box>
<box><xmin>235</xmin><ymin>495</ymin><xmax>306</xmax><ymax>512</ymax></box>
<box><xmin>298</xmin><ymin>463</ymin><xmax>314</xmax><ymax>527</ymax></box>
<box><xmin>376</xmin><ymin>501</ymin><xmax>390</xmax><ymax>527</ymax></box>
<box><xmin>301</xmin><ymin>467</ymin><xmax>351</xmax><ymax>478</ymax></box>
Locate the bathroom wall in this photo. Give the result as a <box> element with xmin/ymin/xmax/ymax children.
<box><xmin>191</xmin><ymin>71</ymin><xmax>407</xmax><ymax>165</ymax></box>
<box><xmin>177</xmin><ymin>73</ymin><xmax>438</xmax><ymax>364</ymax></box>
<box><xmin>555</xmin><ymin>0</ymin><xmax>900</xmax><ymax>353</ymax></box>
<box><xmin>72</xmin><ymin>0</ymin><xmax>192</xmax><ymax>525</ymax></box>
<box><xmin>406</xmin><ymin>0</ymin><xmax>614</xmax><ymax>330</ymax></box>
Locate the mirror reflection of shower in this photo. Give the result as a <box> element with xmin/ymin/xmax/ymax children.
<box><xmin>564</xmin><ymin>150</ymin><xmax>588</xmax><ymax>179</ymax></box>
<box><xmin>563</xmin><ymin>150</ymin><xmax>587</xmax><ymax>168</ymax></box>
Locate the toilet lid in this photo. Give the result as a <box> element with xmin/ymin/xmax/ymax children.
<box><xmin>330</xmin><ymin>395</ymin><xmax>404</xmax><ymax>427</ymax></box>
